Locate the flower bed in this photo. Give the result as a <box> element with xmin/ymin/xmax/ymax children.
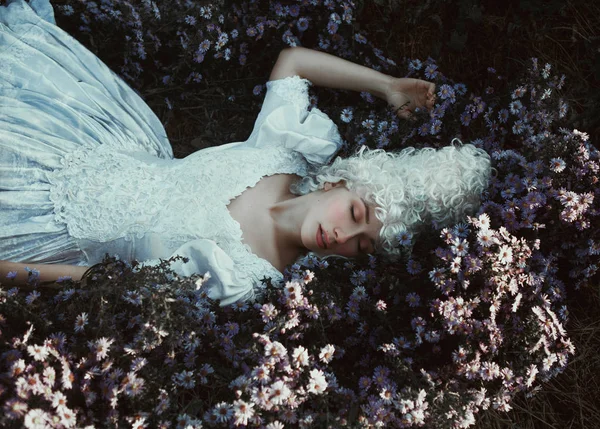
<box><xmin>1</xmin><ymin>0</ymin><xmax>598</xmax><ymax>427</ymax></box>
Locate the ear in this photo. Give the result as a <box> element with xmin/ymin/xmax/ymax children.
<box><xmin>323</xmin><ymin>180</ymin><xmax>345</xmax><ymax>191</ymax></box>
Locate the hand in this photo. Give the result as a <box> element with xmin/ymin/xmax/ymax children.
<box><xmin>385</xmin><ymin>77</ymin><xmax>436</xmax><ymax>120</ymax></box>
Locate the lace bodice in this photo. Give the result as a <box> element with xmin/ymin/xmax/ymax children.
<box><xmin>46</xmin><ymin>140</ymin><xmax>310</xmax><ymax>295</ymax></box>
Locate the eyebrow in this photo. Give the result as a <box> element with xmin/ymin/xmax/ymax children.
<box><xmin>361</xmin><ymin>198</ymin><xmax>376</xmax><ymax>251</ymax></box>
<box><xmin>361</xmin><ymin>198</ymin><xmax>370</xmax><ymax>225</ymax></box>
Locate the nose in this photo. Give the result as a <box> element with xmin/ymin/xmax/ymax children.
<box><xmin>333</xmin><ymin>227</ymin><xmax>355</xmax><ymax>245</ymax></box>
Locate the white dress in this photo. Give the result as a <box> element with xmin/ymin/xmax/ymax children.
<box><xmin>0</xmin><ymin>0</ymin><xmax>343</xmax><ymax>305</ymax></box>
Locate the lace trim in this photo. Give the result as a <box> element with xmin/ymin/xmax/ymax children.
<box><xmin>47</xmin><ymin>143</ymin><xmax>307</xmax><ymax>297</ymax></box>
<box><xmin>266</xmin><ymin>75</ymin><xmax>312</xmax><ymax>111</ymax></box>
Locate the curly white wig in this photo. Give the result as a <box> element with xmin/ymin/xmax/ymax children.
<box><xmin>290</xmin><ymin>140</ymin><xmax>491</xmax><ymax>261</ymax></box>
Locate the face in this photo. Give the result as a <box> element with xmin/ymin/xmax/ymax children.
<box><xmin>301</xmin><ymin>181</ymin><xmax>383</xmax><ymax>258</ymax></box>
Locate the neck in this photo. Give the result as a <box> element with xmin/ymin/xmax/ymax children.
<box><xmin>268</xmin><ymin>192</ymin><xmax>311</xmax><ymax>264</ymax></box>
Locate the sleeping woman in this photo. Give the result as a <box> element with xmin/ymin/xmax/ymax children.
<box><xmin>0</xmin><ymin>0</ymin><xmax>491</xmax><ymax>306</ymax></box>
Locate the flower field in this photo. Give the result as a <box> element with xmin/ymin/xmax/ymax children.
<box><xmin>1</xmin><ymin>0</ymin><xmax>599</xmax><ymax>427</ymax></box>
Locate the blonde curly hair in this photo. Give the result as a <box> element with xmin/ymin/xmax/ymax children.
<box><xmin>290</xmin><ymin>140</ymin><xmax>491</xmax><ymax>261</ymax></box>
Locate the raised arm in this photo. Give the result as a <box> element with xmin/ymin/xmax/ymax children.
<box><xmin>0</xmin><ymin>259</ymin><xmax>88</xmax><ymax>288</ymax></box>
<box><xmin>269</xmin><ymin>46</ymin><xmax>436</xmax><ymax>119</ymax></box>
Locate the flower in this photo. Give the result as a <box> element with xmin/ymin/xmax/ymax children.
<box><xmin>307</xmin><ymin>369</ymin><xmax>328</xmax><ymax>395</ymax></box>
<box><xmin>292</xmin><ymin>346</ymin><xmax>309</xmax><ymax>367</ymax></box>
<box><xmin>232</xmin><ymin>400</ymin><xmax>255</xmax><ymax>426</ymax></box>
<box><xmin>74</xmin><ymin>312</ymin><xmax>88</xmax><ymax>333</ymax></box>
<box><xmin>549</xmin><ymin>158</ymin><xmax>566</xmax><ymax>173</ymax></box>
<box><xmin>409</xmin><ymin>59</ymin><xmax>422</xmax><ymax>71</ymax></box>
<box><xmin>212</xmin><ymin>402</ymin><xmax>233</xmax><ymax>423</ymax></box>
<box><xmin>397</xmin><ymin>230</ymin><xmax>413</xmax><ymax>246</ymax></box>
<box><xmin>498</xmin><ymin>245</ymin><xmax>514</xmax><ymax>264</ymax></box>
<box><xmin>27</xmin><ymin>344</ymin><xmax>49</xmax><ymax>362</ymax></box>
<box><xmin>425</xmin><ymin>64</ymin><xmax>438</xmax><ymax>79</ymax></box>
<box><xmin>25</xmin><ymin>290</ymin><xmax>40</xmax><ymax>305</ymax></box>
<box><xmin>297</xmin><ymin>17</ymin><xmax>309</xmax><ymax>31</ymax></box>
<box><xmin>319</xmin><ymin>344</ymin><xmax>335</xmax><ymax>363</ymax></box>
<box><xmin>406</xmin><ymin>292</ymin><xmax>421</xmax><ymax>307</ymax></box>
<box><xmin>269</xmin><ymin>380</ymin><xmax>292</xmax><ymax>405</ymax></box>
<box><xmin>354</xmin><ymin>33</ymin><xmax>367</xmax><ymax>44</ymax></box>
<box><xmin>340</xmin><ymin>107</ymin><xmax>353</xmax><ymax>123</ymax></box>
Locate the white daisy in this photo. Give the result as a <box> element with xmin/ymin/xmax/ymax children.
<box><xmin>319</xmin><ymin>344</ymin><xmax>335</xmax><ymax>364</ymax></box>
<box><xmin>291</xmin><ymin>346</ymin><xmax>309</xmax><ymax>367</ymax></box>
<box><xmin>498</xmin><ymin>245</ymin><xmax>513</xmax><ymax>265</ymax></box>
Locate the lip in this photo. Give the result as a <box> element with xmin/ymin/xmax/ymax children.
<box><xmin>316</xmin><ymin>225</ymin><xmax>326</xmax><ymax>249</ymax></box>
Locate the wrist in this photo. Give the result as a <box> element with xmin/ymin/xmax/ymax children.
<box><xmin>372</xmin><ymin>73</ymin><xmax>395</xmax><ymax>102</ymax></box>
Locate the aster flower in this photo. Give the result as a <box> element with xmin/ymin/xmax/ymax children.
<box><xmin>438</xmin><ymin>84</ymin><xmax>455</xmax><ymax>100</ymax></box>
<box><xmin>549</xmin><ymin>157</ymin><xmax>566</xmax><ymax>173</ymax></box>
<box><xmin>233</xmin><ymin>399</ymin><xmax>255</xmax><ymax>426</ymax></box>
<box><xmin>307</xmin><ymin>369</ymin><xmax>328</xmax><ymax>395</ymax></box>
<box><xmin>269</xmin><ymin>380</ymin><xmax>292</xmax><ymax>405</ymax></box>
<box><xmin>430</xmin><ymin>119</ymin><xmax>443</xmax><ymax>135</ymax></box>
<box><xmin>406</xmin><ymin>292</ymin><xmax>421</xmax><ymax>307</ymax></box>
<box><xmin>25</xmin><ymin>290</ymin><xmax>41</xmax><ymax>305</ymax></box>
<box><xmin>375</xmin><ymin>300</ymin><xmax>387</xmax><ymax>311</ymax></box>
<box><xmin>451</xmin><ymin>237</ymin><xmax>469</xmax><ymax>257</ymax></box>
<box><xmin>24</xmin><ymin>409</ymin><xmax>51</xmax><ymax>428</ymax></box>
<box><xmin>498</xmin><ymin>245</ymin><xmax>514</xmax><ymax>264</ymax></box>
<box><xmin>397</xmin><ymin>230</ymin><xmax>413</xmax><ymax>246</ymax></box>
<box><xmin>340</xmin><ymin>107</ymin><xmax>353</xmax><ymax>123</ymax></box>
<box><xmin>406</xmin><ymin>259</ymin><xmax>422</xmax><ymax>275</ymax></box>
<box><xmin>212</xmin><ymin>402</ymin><xmax>233</xmax><ymax>423</ymax></box>
<box><xmin>354</xmin><ymin>33</ymin><xmax>367</xmax><ymax>44</ymax></box>
<box><xmin>319</xmin><ymin>344</ymin><xmax>335</xmax><ymax>363</ymax></box>
<box><xmin>74</xmin><ymin>312</ymin><xmax>88</xmax><ymax>333</ymax></box>
<box><xmin>291</xmin><ymin>346</ymin><xmax>309</xmax><ymax>367</ymax></box>
<box><xmin>297</xmin><ymin>17</ymin><xmax>309</xmax><ymax>31</ymax></box>
<box><xmin>424</xmin><ymin>64</ymin><xmax>438</xmax><ymax>79</ymax></box>
<box><xmin>26</xmin><ymin>348</ymin><xmax>48</xmax><ymax>367</ymax></box>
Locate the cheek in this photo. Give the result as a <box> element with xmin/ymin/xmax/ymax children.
<box><xmin>327</xmin><ymin>201</ymin><xmax>348</xmax><ymax>224</ymax></box>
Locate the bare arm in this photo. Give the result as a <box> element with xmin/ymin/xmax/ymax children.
<box><xmin>0</xmin><ymin>260</ymin><xmax>89</xmax><ymax>289</ymax></box>
<box><xmin>269</xmin><ymin>46</ymin><xmax>393</xmax><ymax>100</ymax></box>
<box><xmin>269</xmin><ymin>47</ymin><xmax>436</xmax><ymax>119</ymax></box>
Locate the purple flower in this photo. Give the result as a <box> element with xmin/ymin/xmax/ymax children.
<box><xmin>409</xmin><ymin>59</ymin><xmax>423</xmax><ymax>71</ymax></box>
<box><xmin>327</xmin><ymin>21</ymin><xmax>338</xmax><ymax>34</ymax></box>
<box><xmin>354</xmin><ymin>33</ymin><xmax>367</xmax><ymax>44</ymax></box>
<box><xmin>340</xmin><ymin>107</ymin><xmax>353</xmax><ymax>123</ymax></box>
<box><xmin>297</xmin><ymin>17</ymin><xmax>309</xmax><ymax>32</ymax></box>
<box><xmin>454</xmin><ymin>83</ymin><xmax>467</xmax><ymax>95</ymax></box>
<box><xmin>430</xmin><ymin>119</ymin><xmax>442</xmax><ymax>135</ymax></box>
<box><xmin>424</xmin><ymin>64</ymin><xmax>438</xmax><ymax>79</ymax></box>
<box><xmin>437</xmin><ymin>84</ymin><xmax>455</xmax><ymax>100</ymax></box>
<box><xmin>460</xmin><ymin>111</ymin><xmax>471</xmax><ymax>126</ymax></box>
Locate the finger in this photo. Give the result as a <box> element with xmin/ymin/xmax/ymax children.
<box><xmin>397</xmin><ymin>108</ymin><xmax>415</xmax><ymax>121</ymax></box>
<box><xmin>428</xmin><ymin>82</ymin><xmax>436</xmax><ymax>95</ymax></box>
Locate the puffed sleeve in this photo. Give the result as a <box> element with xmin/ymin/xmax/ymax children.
<box><xmin>136</xmin><ymin>239</ymin><xmax>255</xmax><ymax>307</ymax></box>
<box><xmin>244</xmin><ymin>75</ymin><xmax>344</xmax><ymax>166</ymax></box>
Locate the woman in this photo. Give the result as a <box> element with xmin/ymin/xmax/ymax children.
<box><xmin>0</xmin><ymin>0</ymin><xmax>490</xmax><ymax>306</ymax></box>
